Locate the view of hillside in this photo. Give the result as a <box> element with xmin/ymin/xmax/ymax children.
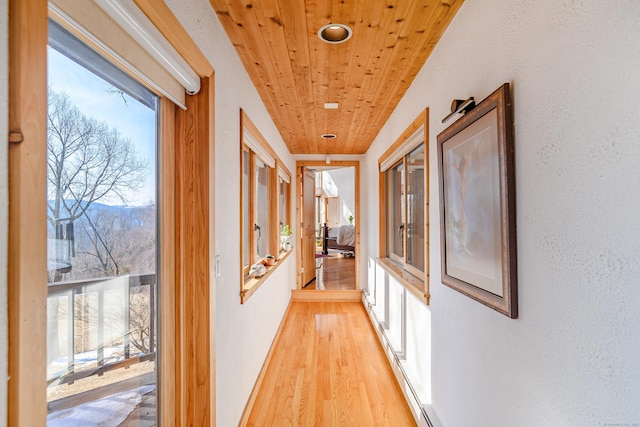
<box><xmin>48</xmin><ymin>202</ymin><xmax>156</xmax><ymax>282</ymax></box>
<box><xmin>45</xmin><ymin>79</ymin><xmax>158</xmax><ymax>396</ymax></box>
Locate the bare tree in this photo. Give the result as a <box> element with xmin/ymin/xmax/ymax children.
<box><xmin>47</xmin><ymin>89</ymin><xmax>149</xmax><ymax>238</ymax></box>
<box><xmin>47</xmin><ymin>89</ymin><xmax>151</xmax><ymax>363</ymax></box>
<box><xmin>73</xmin><ymin>205</ymin><xmax>156</xmax><ymax>278</ymax></box>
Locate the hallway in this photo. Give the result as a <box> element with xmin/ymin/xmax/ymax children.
<box><xmin>246</xmin><ymin>302</ymin><xmax>415</xmax><ymax>426</ymax></box>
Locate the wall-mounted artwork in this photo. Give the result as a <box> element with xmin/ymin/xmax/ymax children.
<box><xmin>437</xmin><ymin>83</ymin><xmax>517</xmax><ymax>318</ymax></box>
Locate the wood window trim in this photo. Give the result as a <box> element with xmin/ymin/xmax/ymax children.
<box><xmin>8</xmin><ymin>1</ymin><xmax>215</xmax><ymax>424</ymax></box>
<box><xmin>240</xmin><ymin>110</ymin><xmax>291</xmax><ymax>303</ymax></box>
<box><xmin>241</xmin><ymin>250</ymin><xmax>292</xmax><ymax>304</ymax></box>
<box><xmin>132</xmin><ymin>0</ymin><xmax>213</xmax><ymax>78</ymax></box>
<box><xmin>159</xmin><ymin>98</ymin><xmax>178</xmax><ymax>426</ymax></box>
<box><xmin>377</xmin><ymin>258</ymin><xmax>430</xmax><ymax>305</ymax></box>
<box><xmin>387</xmin><ymin>157</ymin><xmax>407</xmax><ymax>266</ymax></box>
<box><xmin>8</xmin><ymin>1</ymin><xmax>49</xmax><ymax>425</ymax></box>
<box><xmin>378</xmin><ymin>109</ymin><xmax>430</xmax><ymax>305</ymax></box>
<box><xmin>295</xmin><ymin>160</ymin><xmax>361</xmax><ymax>290</ymax></box>
<box><xmin>174</xmin><ymin>75</ymin><xmax>214</xmax><ymax>425</ymax></box>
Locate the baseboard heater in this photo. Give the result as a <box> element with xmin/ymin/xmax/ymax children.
<box><xmin>363</xmin><ymin>293</ymin><xmax>435</xmax><ymax>427</ymax></box>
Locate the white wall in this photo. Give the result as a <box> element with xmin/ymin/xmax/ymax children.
<box><xmin>326</xmin><ymin>167</ymin><xmax>355</xmax><ymax>226</ymax></box>
<box><xmin>0</xmin><ymin>0</ymin><xmax>8</xmax><ymax>424</ymax></box>
<box><xmin>165</xmin><ymin>1</ymin><xmax>297</xmax><ymax>425</ymax></box>
<box><xmin>363</xmin><ymin>0</ymin><xmax>640</xmax><ymax>426</ymax></box>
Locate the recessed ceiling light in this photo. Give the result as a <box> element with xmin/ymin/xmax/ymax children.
<box><xmin>318</xmin><ymin>24</ymin><xmax>352</xmax><ymax>44</ymax></box>
<box><xmin>321</xmin><ymin>133</ymin><xmax>337</xmax><ymax>139</ymax></box>
<box><xmin>324</xmin><ymin>102</ymin><xmax>339</xmax><ymax>109</ymax></box>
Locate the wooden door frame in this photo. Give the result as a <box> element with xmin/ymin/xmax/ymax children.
<box><xmin>295</xmin><ymin>160</ymin><xmax>360</xmax><ymax>290</ymax></box>
<box><xmin>7</xmin><ymin>1</ymin><xmax>215</xmax><ymax>424</ymax></box>
<box><xmin>300</xmin><ymin>167</ymin><xmax>316</xmax><ymax>287</ymax></box>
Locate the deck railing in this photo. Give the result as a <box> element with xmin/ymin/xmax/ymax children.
<box><xmin>47</xmin><ymin>273</ymin><xmax>156</xmax><ymax>386</ymax></box>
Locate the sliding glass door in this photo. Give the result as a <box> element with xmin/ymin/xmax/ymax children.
<box><xmin>46</xmin><ymin>19</ymin><xmax>160</xmax><ymax>426</ymax></box>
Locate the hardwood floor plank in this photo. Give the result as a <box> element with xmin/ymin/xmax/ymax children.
<box><xmin>305</xmin><ymin>255</ymin><xmax>356</xmax><ymax>290</ymax></box>
<box><xmin>246</xmin><ymin>302</ymin><xmax>416</xmax><ymax>426</ymax></box>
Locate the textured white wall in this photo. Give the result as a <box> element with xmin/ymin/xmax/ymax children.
<box><xmin>363</xmin><ymin>0</ymin><xmax>640</xmax><ymax>426</ymax></box>
<box><xmin>164</xmin><ymin>1</ymin><xmax>296</xmax><ymax>425</ymax></box>
<box><xmin>0</xmin><ymin>0</ymin><xmax>9</xmax><ymax>423</ymax></box>
<box><xmin>326</xmin><ymin>167</ymin><xmax>355</xmax><ymax>225</ymax></box>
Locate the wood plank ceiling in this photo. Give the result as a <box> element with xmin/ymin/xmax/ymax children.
<box><xmin>209</xmin><ymin>0</ymin><xmax>463</xmax><ymax>154</ymax></box>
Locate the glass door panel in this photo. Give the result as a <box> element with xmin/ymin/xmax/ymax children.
<box><xmin>406</xmin><ymin>144</ymin><xmax>425</xmax><ymax>273</ymax></box>
<box><xmin>388</xmin><ymin>162</ymin><xmax>405</xmax><ymax>259</ymax></box>
<box><xmin>46</xmin><ymin>19</ymin><xmax>159</xmax><ymax>426</ymax></box>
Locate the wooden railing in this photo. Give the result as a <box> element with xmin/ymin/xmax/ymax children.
<box><xmin>47</xmin><ymin>273</ymin><xmax>156</xmax><ymax>386</ymax></box>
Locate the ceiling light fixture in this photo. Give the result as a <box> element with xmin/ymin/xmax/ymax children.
<box><xmin>324</xmin><ymin>102</ymin><xmax>339</xmax><ymax>109</ymax></box>
<box><xmin>321</xmin><ymin>133</ymin><xmax>337</xmax><ymax>139</ymax></box>
<box><xmin>318</xmin><ymin>23</ymin><xmax>353</xmax><ymax>44</ymax></box>
<box><xmin>442</xmin><ymin>97</ymin><xmax>476</xmax><ymax>123</ymax></box>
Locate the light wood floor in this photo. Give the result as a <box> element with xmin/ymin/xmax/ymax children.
<box><xmin>246</xmin><ymin>302</ymin><xmax>416</xmax><ymax>426</ymax></box>
<box><xmin>305</xmin><ymin>255</ymin><xmax>356</xmax><ymax>290</ymax></box>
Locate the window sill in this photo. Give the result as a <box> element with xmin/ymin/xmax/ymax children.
<box><xmin>241</xmin><ymin>250</ymin><xmax>292</xmax><ymax>304</ymax></box>
<box><xmin>377</xmin><ymin>257</ymin><xmax>430</xmax><ymax>305</ymax></box>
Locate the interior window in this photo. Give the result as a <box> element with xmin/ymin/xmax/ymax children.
<box><xmin>243</xmin><ymin>149</ymin><xmax>250</xmax><ymax>268</ymax></box>
<box><xmin>46</xmin><ymin>19</ymin><xmax>159</xmax><ymax>425</ymax></box>
<box><xmin>279</xmin><ymin>177</ymin><xmax>286</xmax><ymax>229</ymax></box>
<box><xmin>279</xmin><ymin>174</ymin><xmax>291</xmax><ymax>253</ymax></box>
<box><xmin>406</xmin><ymin>144</ymin><xmax>425</xmax><ymax>272</ymax></box>
<box><xmin>385</xmin><ymin>142</ymin><xmax>425</xmax><ymax>278</ymax></box>
<box><xmin>388</xmin><ymin>161</ymin><xmax>405</xmax><ymax>259</ymax></box>
<box><xmin>255</xmin><ymin>157</ymin><xmax>271</xmax><ymax>259</ymax></box>
<box><xmin>239</xmin><ymin>111</ymin><xmax>292</xmax><ymax>302</ymax></box>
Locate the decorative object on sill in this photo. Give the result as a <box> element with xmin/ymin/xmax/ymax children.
<box><xmin>264</xmin><ymin>255</ymin><xmax>276</xmax><ymax>266</ymax></box>
<box><xmin>437</xmin><ymin>83</ymin><xmax>517</xmax><ymax>318</ymax></box>
<box><xmin>441</xmin><ymin>96</ymin><xmax>476</xmax><ymax>123</ymax></box>
<box><xmin>348</xmin><ymin>214</ymin><xmax>353</xmax><ymax>225</ymax></box>
<box><xmin>249</xmin><ymin>262</ymin><xmax>267</xmax><ymax>278</ymax></box>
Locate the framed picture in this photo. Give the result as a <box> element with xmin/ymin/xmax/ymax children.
<box><xmin>437</xmin><ymin>83</ymin><xmax>517</xmax><ymax>318</ymax></box>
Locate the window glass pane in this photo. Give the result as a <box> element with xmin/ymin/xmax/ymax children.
<box><xmin>47</xmin><ymin>21</ymin><xmax>158</xmax><ymax>425</ymax></box>
<box><xmin>255</xmin><ymin>158</ymin><xmax>270</xmax><ymax>258</ymax></box>
<box><xmin>388</xmin><ymin>162</ymin><xmax>404</xmax><ymax>258</ymax></box>
<box><xmin>279</xmin><ymin>178</ymin><xmax>292</xmax><ymax>253</ymax></box>
<box><xmin>406</xmin><ymin>144</ymin><xmax>425</xmax><ymax>272</ymax></box>
<box><xmin>279</xmin><ymin>177</ymin><xmax>285</xmax><ymax>230</ymax></box>
<box><xmin>243</xmin><ymin>150</ymin><xmax>250</xmax><ymax>267</ymax></box>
